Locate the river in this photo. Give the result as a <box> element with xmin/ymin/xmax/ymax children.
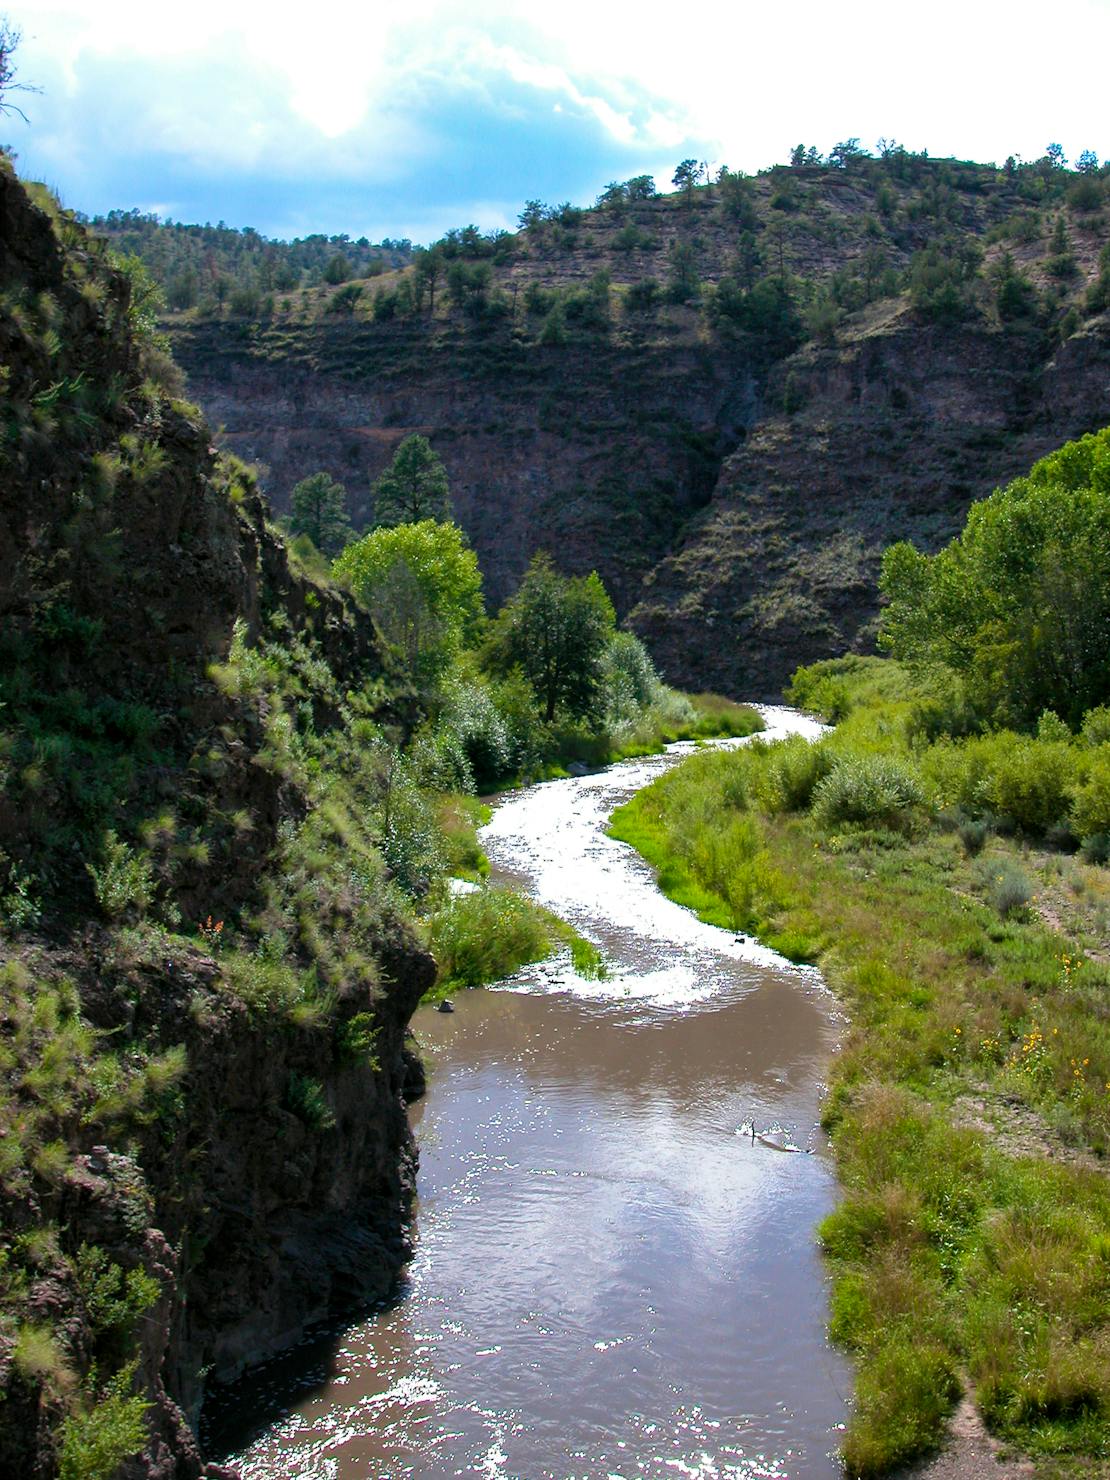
<box><xmin>217</xmin><ymin>706</ymin><xmax>849</xmax><ymax>1478</ymax></box>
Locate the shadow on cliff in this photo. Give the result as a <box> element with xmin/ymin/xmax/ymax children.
<box><xmin>200</xmin><ymin>1279</ymin><xmax>412</xmax><ymax>1462</ymax></box>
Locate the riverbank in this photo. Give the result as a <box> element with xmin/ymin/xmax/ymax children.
<box><xmin>608</xmin><ymin>677</ymin><xmax>1110</xmax><ymax>1478</ymax></box>
<box><xmin>420</xmin><ymin>695</ymin><xmax>765</xmax><ymax>998</ymax></box>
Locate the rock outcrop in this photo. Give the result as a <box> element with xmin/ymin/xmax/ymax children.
<box><xmin>0</xmin><ymin>159</ymin><xmax>432</xmax><ymax>1478</ymax></box>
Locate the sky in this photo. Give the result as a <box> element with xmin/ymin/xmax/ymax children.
<box><xmin>5</xmin><ymin>0</ymin><xmax>1110</xmax><ymax>244</ymax></box>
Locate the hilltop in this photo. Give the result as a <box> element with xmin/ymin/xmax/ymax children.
<box><xmin>95</xmin><ymin>145</ymin><xmax>1110</xmax><ymax>693</ymax></box>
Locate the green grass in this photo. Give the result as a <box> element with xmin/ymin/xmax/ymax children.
<box><xmin>608</xmin><ymin>660</ymin><xmax>1110</xmax><ymax>1475</ymax></box>
<box><xmin>423</xmin><ymin>886</ymin><xmax>608</xmax><ymax>996</ymax></box>
<box><xmin>438</xmin><ymin>794</ymin><xmax>491</xmax><ymax>880</ymax></box>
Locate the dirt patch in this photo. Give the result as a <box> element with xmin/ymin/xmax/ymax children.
<box><xmin>895</xmin><ymin>1397</ymin><xmax>1034</xmax><ymax>1480</ymax></box>
<box><xmin>949</xmin><ymin>1088</ymin><xmax>1105</xmax><ymax>1174</ymax></box>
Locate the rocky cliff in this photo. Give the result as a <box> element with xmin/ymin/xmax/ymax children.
<box><xmin>1</xmin><ymin>161</ymin><xmax>432</xmax><ymax>1478</ymax></box>
<box><xmin>630</xmin><ymin>302</ymin><xmax>1110</xmax><ymax>694</ymax></box>
<box><xmin>123</xmin><ymin>152</ymin><xmax>1110</xmax><ymax>695</ymax></box>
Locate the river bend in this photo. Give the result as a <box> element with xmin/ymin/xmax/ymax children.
<box><xmin>220</xmin><ymin>706</ymin><xmax>849</xmax><ymax>1478</ymax></box>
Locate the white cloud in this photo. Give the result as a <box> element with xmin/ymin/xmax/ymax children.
<box><xmin>9</xmin><ymin>0</ymin><xmax>1110</xmax><ymax>235</ymax></box>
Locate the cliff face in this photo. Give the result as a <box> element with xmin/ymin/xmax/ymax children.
<box><xmin>168</xmin><ymin>317</ymin><xmax>755</xmax><ymax>616</ymax></box>
<box><xmin>629</xmin><ymin>305</ymin><xmax>1110</xmax><ymax>694</ymax></box>
<box><xmin>144</xmin><ymin>157</ymin><xmax>1110</xmax><ymax>694</ymax></box>
<box><xmin>1</xmin><ymin>164</ymin><xmax>432</xmax><ymax>1479</ymax></box>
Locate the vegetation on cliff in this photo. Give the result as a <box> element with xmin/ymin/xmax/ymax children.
<box><xmin>89</xmin><ymin>139</ymin><xmax>1109</xmax><ymax>697</ymax></box>
<box><xmin>99</xmin><ymin>141</ymin><xmax>1110</xmax><ymax>355</ymax></box>
<box><xmin>610</xmin><ymin>429</ymin><xmax>1110</xmax><ymax>1476</ymax></box>
<box><xmin>0</xmin><ymin>156</ymin><xmax>443</xmax><ymax>1479</ymax></box>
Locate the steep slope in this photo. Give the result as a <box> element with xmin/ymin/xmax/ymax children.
<box><xmin>630</xmin><ymin>302</ymin><xmax>1110</xmax><ymax>693</ymax></box>
<box><xmin>107</xmin><ymin>149</ymin><xmax>1110</xmax><ymax>694</ymax></box>
<box><xmin>1</xmin><ymin>163</ymin><xmax>431</xmax><ymax>1478</ymax></box>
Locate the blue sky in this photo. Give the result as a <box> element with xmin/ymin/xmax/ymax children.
<box><xmin>6</xmin><ymin>0</ymin><xmax>1110</xmax><ymax>244</ymax></box>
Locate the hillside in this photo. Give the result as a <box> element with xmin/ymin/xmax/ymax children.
<box><xmin>105</xmin><ymin>148</ymin><xmax>1110</xmax><ymax>692</ymax></box>
<box><xmin>0</xmin><ymin>161</ymin><xmax>431</xmax><ymax>1478</ymax></box>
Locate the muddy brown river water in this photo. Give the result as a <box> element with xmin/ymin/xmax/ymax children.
<box><xmin>219</xmin><ymin>707</ymin><xmax>850</xmax><ymax>1478</ymax></box>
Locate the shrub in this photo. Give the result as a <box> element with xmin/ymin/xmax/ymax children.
<box><xmin>427</xmin><ymin>887</ymin><xmax>553</xmax><ymax>991</ymax></box>
<box><xmin>922</xmin><ymin>733</ymin><xmax>1078</xmax><ymax>835</ymax></box>
<box><xmin>978</xmin><ymin>860</ymin><xmax>1034</xmax><ymax>917</ymax></box>
<box><xmin>812</xmin><ymin>753</ymin><xmax>925</xmax><ymax>831</ymax></box>
<box><xmin>601</xmin><ymin>632</ymin><xmax>661</xmax><ymax>730</ymax></box>
<box><xmin>1080</xmin><ymin>706</ymin><xmax>1110</xmax><ymax>746</ymax></box>
<box><xmin>59</xmin><ymin>1367</ymin><xmax>148</xmax><ymax>1480</ymax></box>
<box><xmin>442</xmin><ymin>682</ymin><xmax>512</xmax><ymax>789</ymax></box>
<box><xmin>1036</xmin><ymin>710</ymin><xmax>1071</xmax><ymax>743</ymax></box>
<box><xmin>285</xmin><ymin>1072</ymin><xmax>335</xmax><ymax>1131</ymax></box>
<box><xmin>761</xmin><ymin>736</ymin><xmax>835</xmax><ymax>813</ymax></box>
<box><xmin>1071</xmin><ymin>749</ymin><xmax>1110</xmax><ymax>841</ymax></box>
<box><xmin>86</xmin><ymin>832</ymin><xmax>153</xmax><ymax>920</ymax></box>
<box><xmin>337</xmin><ymin>1012</ymin><xmax>380</xmax><ymax>1067</ymax></box>
<box><xmin>958</xmin><ymin>817</ymin><xmax>989</xmax><ymax>855</ymax></box>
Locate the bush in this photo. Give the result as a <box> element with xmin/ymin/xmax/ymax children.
<box><xmin>602</xmin><ymin>632</ymin><xmax>662</xmax><ymax>730</ymax></box>
<box><xmin>1071</xmin><ymin>748</ymin><xmax>1110</xmax><ymax>841</ymax></box>
<box><xmin>86</xmin><ymin>832</ymin><xmax>153</xmax><ymax>920</ymax></box>
<box><xmin>1080</xmin><ymin>706</ymin><xmax>1110</xmax><ymax>747</ymax></box>
<box><xmin>958</xmin><ymin>817</ymin><xmax>989</xmax><ymax>855</ymax></box>
<box><xmin>761</xmin><ymin>736</ymin><xmax>835</xmax><ymax>813</ymax></box>
<box><xmin>442</xmin><ymin>682</ymin><xmax>512</xmax><ymax>789</ymax></box>
<box><xmin>427</xmin><ymin>887</ymin><xmax>553</xmax><ymax>991</ymax></box>
<box><xmin>812</xmin><ymin>753</ymin><xmax>925</xmax><ymax>831</ymax></box>
<box><xmin>59</xmin><ymin>1367</ymin><xmax>148</xmax><ymax>1480</ymax></box>
<box><xmin>285</xmin><ymin>1072</ymin><xmax>335</xmax><ymax>1131</ymax></box>
<box><xmin>978</xmin><ymin>860</ymin><xmax>1034</xmax><ymax>917</ymax></box>
<box><xmin>922</xmin><ymin>733</ymin><xmax>1078</xmax><ymax>835</ymax></box>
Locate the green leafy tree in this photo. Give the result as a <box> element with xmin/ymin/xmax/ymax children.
<box><xmin>334</xmin><ymin>520</ymin><xmax>483</xmax><ymax>682</ymax></box>
<box><xmin>991</xmin><ymin>251</ymin><xmax>1036</xmax><ymax>321</ymax></box>
<box><xmin>667</xmin><ymin>240</ymin><xmax>700</xmax><ymax>302</ymax></box>
<box><xmin>908</xmin><ymin>241</ymin><xmax>981</xmax><ymax>322</ymax></box>
<box><xmin>596</xmin><ymin>181</ymin><xmax>629</xmax><ymax>210</ymax></box>
<box><xmin>412</xmin><ymin>246</ymin><xmax>444</xmax><ymax>313</ymax></box>
<box><xmin>1046</xmin><ymin>215</ymin><xmax>1078</xmax><ymax>279</ymax></box>
<box><xmin>879</xmin><ymin>428</ymin><xmax>1110</xmax><ymax>727</ymax></box>
<box><xmin>486</xmin><ymin>554</ymin><xmax>616</xmax><ymax>722</ymax></box>
<box><xmin>672</xmin><ymin>159</ymin><xmax>700</xmax><ymax>202</ymax></box>
<box><xmin>289</xmin><ymin>471</ymin><xmax>353</xmax><ymax>556</ymax></box>
<box><xmin>518</xmin><ymin>200</ymin><xmax>547</xmax><ymax>232</ymax></box>
<box><xmin>717</xmin><ymin>167</ymin><xmax>759</xmax><ymax>229</ymax></box>
<box><xmin>372</xmin><ymin>435</ymin><xmax>451</xmax><ymax>525</ymax></box>
<box><xmin>828</xmin><ymin>137</ymin><xmax>868</xmax><ymax>168</ymax></box>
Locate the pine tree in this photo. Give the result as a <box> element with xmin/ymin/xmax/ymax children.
<box><xmin>289</xmin><ymin>472</ymin><xmax>353</xmax><ymax>556</ymax></box>
<box><xmin>371</xmin><ymin>436</ymin><xmax>451</xmax><ymax>525</ymax></box>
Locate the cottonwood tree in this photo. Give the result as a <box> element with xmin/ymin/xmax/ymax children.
<box><xmin>486</xmin><ymin>553</ymin><xmax>616</xmax><ymax>723</ymax></box>
<box><xmin>880</xmin><ymin>428</ymin><xmax>1110</xmax><ymax>727</ymax></box>
<box><xmin>334</xmin><ymin>520</ymin><xmax>483</xmax><ymax>684</ymax></box>
<box><xmin>371</xmin><ymin>435</ymin><xmax>451</xmax><ymax>525</ymax></box>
